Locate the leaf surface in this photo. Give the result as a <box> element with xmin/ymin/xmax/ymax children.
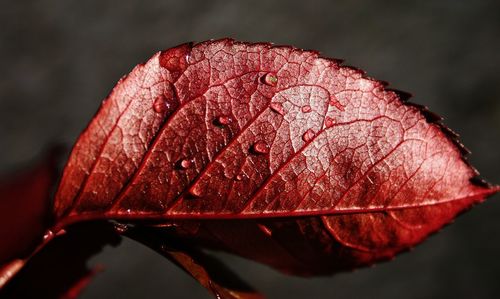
<box><xmin>52</xmin><ymin>39</ymin><xmax>498</xmax><ymax>275</ymax></box>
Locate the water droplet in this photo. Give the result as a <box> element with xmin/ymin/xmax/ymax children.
<box><xmin>301</xmin><ymin>105</ymin><xmax>312</xmax><ymax>113</ymax></box>
<box><xmin>188</xmin><ymin>185</ymin><xmax>202</xmax><ymax>198</ymax></box>
<box><xmin>251</xmin><ymin>141</ymin><xmax>269</xmax><ymax>154</ymax></box>
<box><xmin>43</xmin><ymin>230</ymin><xmax>54</xmax><ymax>241</ymax></box>
<box><xmin>329</xmin><ymin>97</ymin><xmax>345</xmax><ymax>111</ymax></box>
<box><xmin>153</xmin><ymin>95</ymin><xmax>170</xmax><ymax>113</ymax></box>
<box><xmin>269</xmin><ymin>102</ymin><xmax>285</xmax><ymax>115</ymax></box>
<box><xmin>223</xmin><ymin>170</ymin><xmax>233</xmax><ymax>179</ymax></box>
<box><xmin>258</xmin><ymin>224</ymin><xmax>273</xmax><ymax>237</ymax></box>
<box><xmin>261</xmin><ymin>73</ymin><xmax>278</xmax><ymax>86</ymax></box>
<box><xmin>235</xmin><ymin>174</ymin><xmax>245</xmax><ymax>181</ymax></box>
<box><xmin>177</xmin><ymin>158</ymin><xmax>192</xmax><ymax>170</ymax></box>
<box><xmin>214</xmin><ymin>115</ymin><xmax>231</xmax><ymax>126</ymax></box>
<box><xmin>325</xmin><ymin>116</ymin><xmax>335</xmax><ymax>128</ymax></box>
<box><xmin>114</xmin><ymin>223</ymin><xmax>129</xmax><ymax>234</ymax></box>
<box><xmin>159</xmin><ymin>45</ymin><xmax>190</xmax><ymax>73</ymax></box>
<box><xmin>55</xmin><ymin>229</ymin><xmax>66</xmax><ymax>236</ymax></box>
<box><xmin>302</xmin><ymin>129</ymin><xmax>315</xmax><ymax>142</ymax></box>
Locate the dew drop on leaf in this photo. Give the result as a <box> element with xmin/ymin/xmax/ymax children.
<box><xmin>301</xmin><ymin>105</ymin><xmax>312</xmax><ymax>113</ymax></box>
<box><xmin>188</xmin><ymin>185</ymin><xmax>202</xmax><ymax>198</ymax></box>
<box><xmin>177</xmin><ymin>158</ymin><xmax>192</xmax><ymax>170</ymax></box>
<box><xmin>43</xmin><ymin>230</ymin><xmax>54</xmax><ymax>241</ymax></box>
<box><xmin>214</xmin><ymin>116</ymin><xmax>231</xmax><ymax>126</ymax></box>
<box><xmin>302</xmin><ymin>129</ymin><xmax>315</xmax><ymax>142</ymax></box>
<box><xmin>270</xmin><ymin>102</ymin><xmax>285</xmax><ymax>115</ymax></box>
<box><xmin>159</xmin><ymin>45</ymin><xmax>189</xmax><ymax>73</ymax></box>
<box><xmin>114</xmin><ymin>223</ymin><xmax>129</xmax><ymax>234</ymax></box>
<box><xmin>251</xmin><ymin>141</ymin><xmax>269</xmax><ymax>155</ymax></box>
<box><xmin>329</xmin><ymin>96</ymin><xmax>344</xmax><ymax>111</ymax></box>
<box><xmin>325</xmin><ymin>116</ymin><xmax>335</xmax><ymax>128</ymax></box>
<box><xmin>153</xmin><ymin>95</ymin><xmax>170</xmax><ymax>113</ymax></box>
<box><xmin>261</xmin><ymin>73</ymin><xmax>278</xmax><ymax>86</ymax></box>
<box><xmin>258</xmin><ymin>224</ymin><xmax>273</xmax><ymax>237</ymax></box>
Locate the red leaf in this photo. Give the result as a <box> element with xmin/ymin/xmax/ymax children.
<box><xmin>0</xmin><ymin>222</ymin><xmax>120</xmax><ymax>299</ymax></box>
<box><xmin>0</xmin><ymin>148</ymin><xmax>59</xmax><ymax>287</ymax></box>
<box><xmin>0</xmin><ymin>149</ymin><xmax>57</xmax><ymax>267</ymax></box>
<box><xmin>52</xmin><ymin>39</ymin><xmax>498</xmax><ymax>276</ymax></box>
<box><xmin>0</xmin><ymin>151</ymin><xmax>120</xmax><ymax>298</ymax></box>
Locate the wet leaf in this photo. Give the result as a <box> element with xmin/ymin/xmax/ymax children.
<box><xmin>2</xmin><ymin>39</ymin><xmax>498</xmax><ymax>298</ymax></box>
<box><xmin>53</xmin><ymin>40</ymin><xmax>497</xmax><ymax>272</ymax></box>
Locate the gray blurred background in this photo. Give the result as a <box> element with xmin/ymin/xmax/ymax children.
<box><xmin>1</xmin><ymin>0</ymin><xmax>499</xmax><ymax>298</ymax></box>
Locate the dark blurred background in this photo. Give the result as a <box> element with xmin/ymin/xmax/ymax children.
<box><xmin>1</xmin><ymin>0</ymin><xmax>499</xmax><ymax>298</ymax></box>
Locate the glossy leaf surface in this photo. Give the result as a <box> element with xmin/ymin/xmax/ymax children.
<box><xmin>52</xmin><ymin>39</ymin><xmax>498</xmax><ymax>275</ymax></box>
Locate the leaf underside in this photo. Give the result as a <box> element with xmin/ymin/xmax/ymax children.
<box><xmin>124</xmin><ymin>225</ymin><xmax>263</xmax><ymax>299</ymax></box>
<box><xmin>0</xmin><ymin>222</ymin><xmax>120</xmax><ymax>299</ymax></box>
